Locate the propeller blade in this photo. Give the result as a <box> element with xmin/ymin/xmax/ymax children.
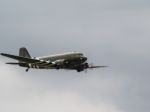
<box><xmin>88</xmin><ymin>65</ymin><xmax>108</xmax><ymax>69</ymax></box>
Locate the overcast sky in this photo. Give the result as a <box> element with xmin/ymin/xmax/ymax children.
<box><xmin>0</xmin><ymin>0</ymin><xmax>150</xmax><ymax>112</ymax></box>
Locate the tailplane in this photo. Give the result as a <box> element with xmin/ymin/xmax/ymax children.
<box><xmin>19</xmin><ymin>47</ymin><xmax>31</xmax><ymax>58</ymax></box>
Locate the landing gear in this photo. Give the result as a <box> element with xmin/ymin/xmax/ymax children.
<box><xmin>56</xmin><ymin>65</ymin><xmax>60</xmax><ymax>70</ymax></box>
<box><xmin>77</xmin><ymin>69</ymin><xmax>81</xmax><ymax>72</ymax></box>
<box><xmin>84</xmin><ymin>63</ymin><xmax>89</xmax><ymax>68</ymax></box>
<box><xmin>26</xmin><ymin>68</ymin><xmax>29</xmax><ymax>72</ymax></box>
<box><xmin>76</xmin><ymin>68</ymin><xmax>83</xmax><ymax>72</ymax></box>
<box><xmin>54</xmin><ymin>64</ymin><xmax>61</xmax><ymax>70</ymax></box>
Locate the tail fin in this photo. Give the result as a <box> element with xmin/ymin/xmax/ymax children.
<box><xmin>19</xmin><ymin>47</ymin><xmax>31</xmax><ymax>58</ymax></box>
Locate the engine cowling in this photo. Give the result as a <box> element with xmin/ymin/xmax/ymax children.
<box><xmin>83</xmin><ymin>63</ymin><xmax>89</xmax><ymax>68</ymax></box>
<box><xmin>76</xmin><ymin>63</ymin><xmax>89</xmax><ymax>72</ymax></box>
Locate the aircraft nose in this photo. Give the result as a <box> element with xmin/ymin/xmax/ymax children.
<box><xmin>81</xmin><ymin>57</ymin><xmax>87</xmax><ymax>62</ymax></box>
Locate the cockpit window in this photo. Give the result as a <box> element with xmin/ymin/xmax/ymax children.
<box><xmin>78</xmin><ymin>53</ymin><xmax>83</xmax><ymax>56</ymax></box>
<box><xmin>73</xmin><ymin>51</ymin><xmax>83</xmax><ymax>56</ymax></box>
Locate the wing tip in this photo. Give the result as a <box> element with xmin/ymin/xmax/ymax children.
<box><xmin>0</xmin><ymin>53</ymin><xmax>8</xmax><ymax>56</ymax></box>
<box><xmin>0</xmin><ymin>53</ymin><xmax>4</xmax><ymax>55</ymax></box>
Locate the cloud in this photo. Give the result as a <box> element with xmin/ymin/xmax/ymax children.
<box><xmin>0</xmin><ymin>61</ymin><xmax>122</xmax><ymax>112</ymax></box>
<box><xmin>0</xmin><ymin>0</ymin><xmax>150</xmax><ymax>112</ymax></box>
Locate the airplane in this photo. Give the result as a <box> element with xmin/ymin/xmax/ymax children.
<box><xmin>0</xmin><ymin>47</ymin><xmax>107</xmax><ymax>72</ymax></box>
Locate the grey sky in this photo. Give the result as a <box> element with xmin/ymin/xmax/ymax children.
<box><xmin>0</xmin><ymin>0</ymin><xmax>150</xmax><ymax>112</ymax></box>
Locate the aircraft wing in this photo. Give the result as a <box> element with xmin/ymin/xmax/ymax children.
<box><xmin>1</xmin><ymin>53</ymin><xmax>41</xmax><ymax>63</ymax></box>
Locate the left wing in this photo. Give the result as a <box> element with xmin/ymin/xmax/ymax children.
<box><xmin>1</xmin><ymin>53</ymin><xmax>40</xmax><ymax>63</ymax></box>
<box><xmin>1</xmin><ymin>53</ymin><xmax>54</xmax><ymax>68</ymax></box>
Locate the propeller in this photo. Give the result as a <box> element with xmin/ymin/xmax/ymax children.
<box><xmin>88</xmin><ymin>63</ymin><xmax>108</xmax><ymax>69</ymax></box>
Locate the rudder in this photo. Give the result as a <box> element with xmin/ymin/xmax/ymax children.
<box><xmin>19</xmin><ymin>47</ymin><xmax>31</xmax><ymax>58</ymax></box>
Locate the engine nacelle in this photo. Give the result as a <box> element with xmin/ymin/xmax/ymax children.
<box><xmin>76</xmin><ymin>63</ymin><xmax>89</xmax><ymax>72</ymax></box>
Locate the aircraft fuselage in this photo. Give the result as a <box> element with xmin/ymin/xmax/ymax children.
<box><xmin>1</xmin><ymin>47</ymin><xmax>106</xmax><ymax>72</ymax></box>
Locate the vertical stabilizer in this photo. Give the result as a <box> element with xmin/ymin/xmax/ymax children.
<box><xmin>19</xmin><ymin>47</ymin><xmax>31</xmax><ymax>58</ymax></box>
